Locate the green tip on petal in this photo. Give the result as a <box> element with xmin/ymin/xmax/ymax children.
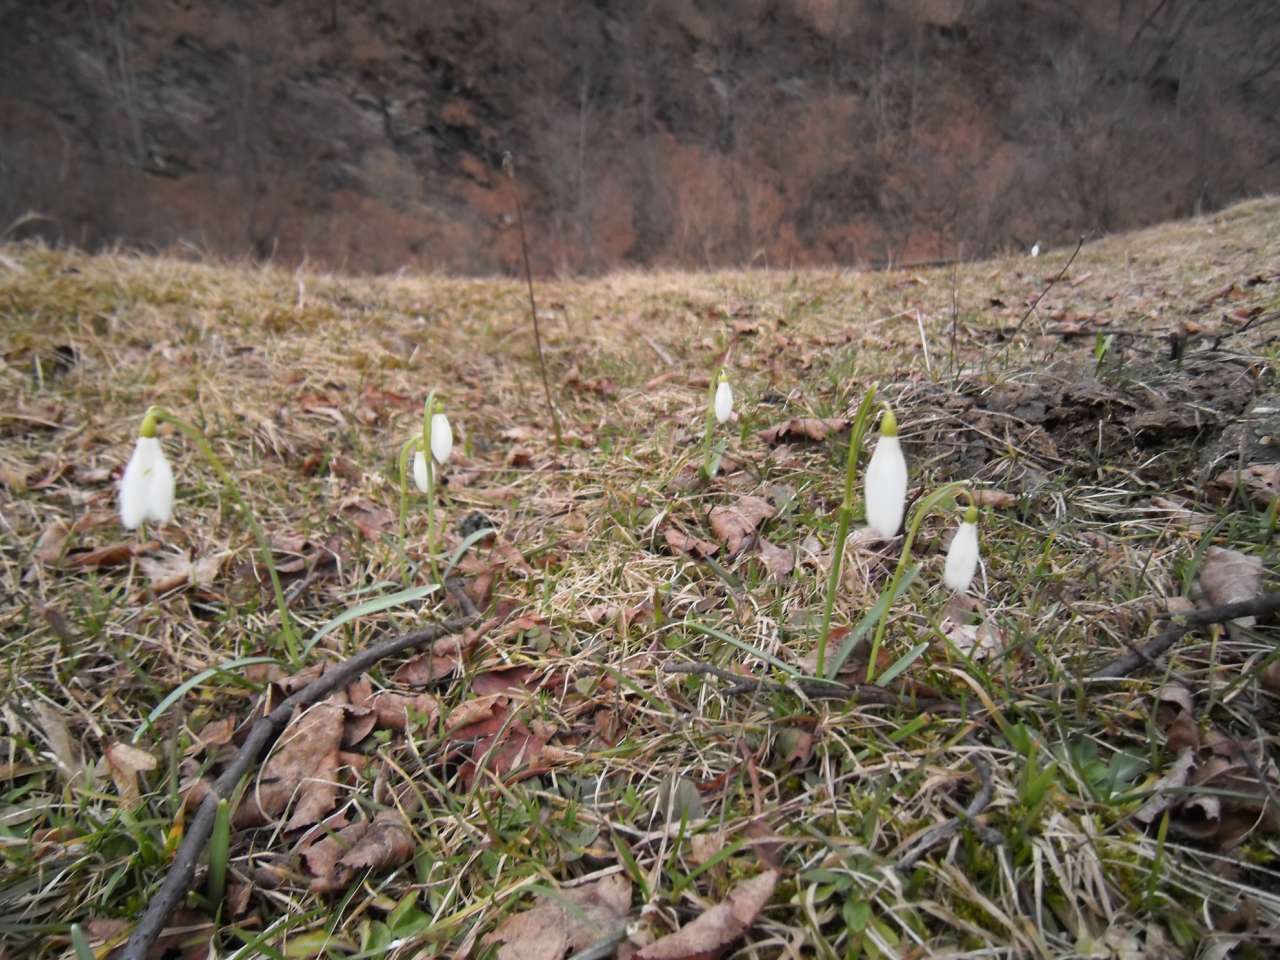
<box><xmin>717</xmin><ymin>368</ymin><xmax>728</xmax><ymax>383</ymax></box>
<box><xmin>879</xmin><ymin>406</ymin><xmax>898</xmax><ymax>437</ymax></box>
<box><xmin>139</xmin><ymin>407</ymin><xmax>160</xmax><ymax>438</ymax></box>
<box><xmin>964</xmin><ymin>503</ymin><xmax>978</xmax><ymax>524</ymax></box>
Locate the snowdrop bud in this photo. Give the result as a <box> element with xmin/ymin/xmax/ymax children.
<box><xmin>430</xmin><ymin>410</ymin><xmax>453</xmax><ymax>464</ymax></box>
<box><xmin>864</xmin><ymin>406</ymin><xmax>907</xmax><ymax>539</ymax></box>
<box><xmin>1030</xmin><ymin>242</ymin><xmax>1041</xmax><ymax>258</ymax></box>
<box><xmin>119</xmin><ymin>415</ymin><xmax>175</xmax><ymax>529</ymax></box>
<box><xmin>714</xmin><ymin>375</ymin><xmax>733</xmax><ymax>424</ymax></box>
<box><xmin>412</xmin><ymin>446</ymin><xmax>431</xmax><ymax>493</ymax></box>
<box><xmin>943</xmin><ymin>503</ymin><xmax>980</xmax><ymax>593</ymax></box>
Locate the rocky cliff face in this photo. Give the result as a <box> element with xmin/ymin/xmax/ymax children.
<box><xmin>3</xmin><ymin>0</ymin><xmax>1278</xmax><ymax>274</ymax></box>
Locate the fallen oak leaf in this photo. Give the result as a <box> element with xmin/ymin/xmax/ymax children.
<box><xmin>756</xmin><ymin>418</ymin><xmax>847</xmax><ymax>444</ymax></box>
<box><xmin>1196</xmin><ymin>546</ymin><xmax>1264</xmax><ymax>627</ymax></box>
<box><xmin>481</xmin><ymin>874</ymin><xmax>632</xmax><ymax>960</ymax></box>
<box><xmin>663</xmin><ymin>524</ymin><xmax>718</xmax><ymax>559</ymax></box>
<box><xmin>756</xmin><ymin>538</ymin><xmax>794</xmax><ymax>579</ymax></box>
<box><xmin>306</xmin><ymin>807</ymin><xmax>417</xmax><ymax>893</ymax></box>
<box><xmin>707</xmin><ymin>496</ymin><xmax>775</xmax><ymax>558</ymax></box>
<box><xmin>636</xmin><ymin>870</ymin><xmax>778</xmax><ymax>960</ymax></box>
<box><xmin>68</xmin><ymin>539</ymin><xmax>160</xmax><ymax>568</ymax></box>
<box><xmin>105</xmin><ymin>742</ymin><xmax>158</xmax><ymax>809</ymax></box>
<box><xmin>233</xmin><ymin>700</ymin><xmax>345</xmax><ymax>830</ymax></box>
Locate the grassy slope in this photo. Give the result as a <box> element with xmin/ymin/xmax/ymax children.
<box><xmin>2</xmin><ymin>198</ymin><xmax>1280</xmax><ymax>958</ymax></box>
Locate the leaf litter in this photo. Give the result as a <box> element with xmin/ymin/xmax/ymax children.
<box><xmin>7</xmin><ymin>200</ymin><xmax>1280</xmax><ymax>959</ymax></box>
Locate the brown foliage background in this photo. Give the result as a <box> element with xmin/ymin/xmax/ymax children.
<box><xmin>2</xmin><ymin>0</ymin><xmax>1278</xmax><ymax>273</ymax></box>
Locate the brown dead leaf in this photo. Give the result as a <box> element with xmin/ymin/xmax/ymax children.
<box><xmin>234</xmin><ymin>700</ymin><xmax>345</xmax><ymax>829</ymax></box>
<box><xmin>637</xmin><ymin>870</ymin><xmax>778</xmax><ymax>960</ymax></box>
<box><xmin>756</xmin><ymin>417</ymin><xmax>847</xmax><ymax>444</ymax></box>
<box><xmin>1212</xmin><ymin>464</ymin><xmax>1280</xmax><ymax>508</ymax></box>
<box><xmin>445</xmin><ymin>694</ymin><xmax>510</xmax><ymax>737</ymax></box>
<box><xmin>663</xmin><ymin>524</ymin><xmax>718</xmax><ymax>558</ymax></box>
<box><xmin>68</xmin><ymin>539</ymin><xmax>160</xmax><ymax>568</ymax></box>
<box><xmin>481</xmin><ymin>874</ymin><xmax>632</xmax><ymax>960</ymax></box>
<box><xmin>105</xmin><ymin>742</ymin><xmax>158</xmax><ymax>808</ymax></box>
<box><xmin>756</xmin><ymin>538</ymin><xmax>794</xmax><ymax>579</ymax></box>
<box><xmin>939</xmin><ymin>617</ymin><xmax>1003</xmax><ymax>660</ymax></box>
<box><xmin>138</xmin><ymin>549</ymin><xmax>229</xmax><ymax>595</ymax></box>
<box><xmin>34</xmin><ymin>518</ymin><xmax>71</xmax><ymax>563</ymax></box>
<box><xmin>1197</xmin><ymin>546</ymin><xmax>1264</xmax><ymax>626</ymax></box>
<box><xmin>1134</xmin><ymin>749</ymin><xmax>1196</xmax><ymax>825</ymax></box>
<box><xmin>971</xmin><ymin>489</ymin><xmax>1018</xmax><ymax>509</ymax></box>
<box><xmin>708</xmin><ymin>496</ymin><xmax>775</xmax><ymax>557</ymax></box>
<box><xmin>340</xmin><ymin>500</ymin><xmax>396</xmax><ymax>541</ymax></box>
<box><xmin>393</xmin><ymin>631</ymin><xmax>476</xmax><ymax>685</ymax></box>
<box><xmin>306</xmin><ymin>808</ymin><xmax>418</xmax><ymax>893</ymax></box>
<box><xmin>366</xmin><ymin>691</ymin><xmax>439</xmax><ymax>731</ymax></box>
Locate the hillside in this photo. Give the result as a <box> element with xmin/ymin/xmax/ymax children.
<box><xmin>2</xmin><ymin>199</ymin><xmax>1280</xmax><ymax>957</ymax></box>
<box><xmin>2</xmin><ymin>0</ymin><xmax>1279</xmax><ymax>273</ymax></box>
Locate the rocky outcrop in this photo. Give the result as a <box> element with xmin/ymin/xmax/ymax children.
<box><xmin>2</xmin><ymin>0</ymin><xmax>1277</xmax><ymax>273</ymax></box>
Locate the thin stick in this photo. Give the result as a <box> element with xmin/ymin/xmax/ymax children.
<box><xmin>896</xmin><ymin>757</ymin><xmax>1001</xmax><ymax>870</ymax></box>
<box><xmin>1090</xmin><ymin>593</ymin><xmax>1280</xmax><ymax>679</ymax></box>
<box><xmin>121</xmin><ymin>611</ymin><xmax>478</xmax><ymax>960</ymax></box>
<box><xmin>998</xmin><ymin>236</ymin><xmax>1084</xmax><ymax>366</ymax></box>
<box><xmin>503</xmin><ymin>152</ymin><xmax>562</xmax><ymax>450</ymax></box>
<box><xmin>661</xmin><ymin>662</ymin><xmax>954</xmax><ymax>710</ymax></box>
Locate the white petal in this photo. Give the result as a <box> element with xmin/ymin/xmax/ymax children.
<box><xmin>864</xmin><ymin>435</ymin><xmax>907</xmax><ymax>538</ymax></box>
<box><xmin>143</xmin><ymin>443</ymin><xmax>175</xmax><ymax>523</ymax></box>
<box><xmin>412</xmin><ymin>449</ymin><xmax>431</xmax><ymax>493</ymax></box>
<box><xmin>120</xmin><ymin>437</ymin><xmax>173</xmax><ymax>528</ymax></box>
<box><xmin>430</xmin><ymin>412</ymin><xmax>453</xmax><ymax>464</ymax></box>
<box><xmin>943</xmin><ymin>521</ymin><xmax>979</xmax><ymax>593</ymax></box>
<box><xmin>714</xmin><ymin>380</ymin><xmax>733</xmax><ymax>424</ymax></box>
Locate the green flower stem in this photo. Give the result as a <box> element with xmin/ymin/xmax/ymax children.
<box><xmin>816</xmin><ymin>386</ymin><xmax>878</xmax><ymax>677</ymax></box>
<box><xmin>420</xmin><ymin>393</ymin><xmax>442</xmax><ymax>586</ymax></box>
<box><xmin>397</xmin><ymin>436</ymin><xmax>418</xmax><ymax>585</ymax></box>
<box><xmin>700</xmin><ymin>370</ymin><xmax>720</xmax><ymax>479</ymax></box>
<box><xmin>866</xmin><ymin>480</ymin><xmax>968</xmax><ymax>684</ymax></box>
<box><xmin>146</xmin><ymin>405</ymin><xmax>299</xmax><ymax>664</ymax></box>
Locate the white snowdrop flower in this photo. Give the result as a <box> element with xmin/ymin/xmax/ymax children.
<box><xmin>864</xmin><ymin>406</ymin><xmax>907</xmax><ymax>539</ymax></box>
<box><xmin>714</xmin><ymin>375</ymin><xmax>733</xmax><ymax>424</ymax></box>
<box><xmin>430</xmin><ymin>410</ymin><xmax>453</xmax><ymax>465</ymax></box>
<box><xmin>412</xmin><ymin>446</ymin><xmax>432</xmax><ymax>493</ymax></box>
<box><xmin>943</xmin><ymin>503</ymin><xmax>980</xmax><ymax>593</ymax></box>
<box><xmin>119</xmin><ymin>416</ymin><xmax>174</xmax><ymax>529</ymax></box>
<box><xmin>1030</xmin><ymin>242</ymin><xmax>1041</xmax><ymax>258</ymax></box>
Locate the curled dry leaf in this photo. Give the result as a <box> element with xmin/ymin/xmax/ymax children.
<box><xmin>939</xmin><ymin>617</ymin><xmax>1003</xmax><ymax>660</ymax></box>
<box><xmin>663</xmin><ymin>524</ymin><xmax>718</xmax><ymax>559</ymax></box>
<box><xmin>305</xmin><ymin>808</ymin><xmax>418</xmax><ymax>893</ymax></box>
<box><xmin>138</xmin><ymin>548</ymin><xmax>229</xmax><ymax>594</ymax></box>
<box><xmin>1196</xmin><ymin>546</ymin><xmax>1264</xmax><ymax>627</ymax></box>
<box><xmin>636</xmin><ymin>870</ymin><xmax>778</xmax><ymax>960</ymax></box>
<box><xmin>1134</xmin><ymin>749</ymin><xmax>1196</xmax><ymax>825</ymax></box>
<box><xmin>481</xmin><ymin>874</ymin><xmax>632</xmax><ymax>960</ymax></box>
<box><xmin>1211</xmin><ymin>463</ymin><xmax>1280</xmax><ymax>508</ymax></box>
<box><xmin>971</xmin><ymin>488</ymin><xmax>1018</xmax><ymax>509</ymax></box>
<box><xmin>756</xmin><ymin>538</ymin><xmax>794</xmax><ymax>579</ymax></box>
<box><xmin>34</xmin><ymin>518</ymin><xmax>71</xmax><ymax>564</ymax></box>
<box><xmin>234</xmin><ymin>700</ymin><xmax>345</xmax><ymax>829</ymax></box>
<box><xmin>105</xmin><ymin>742</ymin><xmax>158</xmax><ymax>808</ymax></box>
<box><xmin>708</xmin><ymin>496</ymin><xmax>775</xmax><ymax>558</ymax></box>
<box><xmin>394</xmin><ymin>630</ymin><xmax>475</xmax><ymax>685</ymax></box>
<box><xmin>68</xmin><ymin>539</ymin><xmax>160</xmax><ymax>568</ymax></box>
<box><xmin>756</xmin><ymin>418</ymin><xmax>847</xmax><ymax>444</ymax></box>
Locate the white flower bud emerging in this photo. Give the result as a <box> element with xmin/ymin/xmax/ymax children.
<box><xmin>864</xmin><ymin>408</ymin><xmax>907</xmax><ymax>539</ymax></box>
<box><xmin>430</xmin><ymin>411</ymin><xmax>453</xmax><ymax>464</ymax></box>
<box><xmin>412</xmin><ymin>447</ymin><xmax>431</xmax><ymax>493</ymax></box>
<box><xmin>714</xmin><ymin>377</ymin><xmax>733</xmax><ymax>424</ymax></box>
<box><xmin>943</xmin><ymin>504</ymin><xmax>980</xmax><ymax>593</ymax></box>
<box><xmin>119</xmin><ymin>435</ymin><xmax>174</xmax><ymax>529</ymax></box>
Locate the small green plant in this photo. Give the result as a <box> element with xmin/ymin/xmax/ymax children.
<box><xmin>398</xmin><ymin>392</ymin><xmax>453</xmax><ymax>585</ymax></box>
<box><xmin>700</xmin><ymin>368</ymin><xmax>733</xmax><ymax>478</ymax></box>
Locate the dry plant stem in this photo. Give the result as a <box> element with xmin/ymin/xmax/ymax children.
<box><xmin>661</xmin><ymin>662</ymin><xmax>947</xmax><ymax>709</ymax></box>
<box><xmin>148</xmin><ymin>406</ymin><xmax>299</xmax><ymax>662</ymax></box>
<box><xmin>997</xmin><ymin>235</ymin><xmax>1085</xmax><ymax>366</ymax></box>
<box><xmin>121</xmin><ymin>612</ymin><xmax>477</xmax><ymax>960</ymax></box>
<box><xmin>504</xmin><ymin>155</ymin><xmax>562</xmax><ymax>450</ymax></box>
<box><xmin>817</xmin><ymin>387</ymin><xmax>878</xmax><ymax>677</ymax></box>
<box><xmin>1090</xmin><ymin>593</ymin><xmax>1280</xmax><ymax>679</ymax></box>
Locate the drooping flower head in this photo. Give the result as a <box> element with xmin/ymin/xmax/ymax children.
<box><xmin>412</xmin><ymin>443</ymin><xmax>432</xmax><ymax>494</ymax></box>
<box><xmin>943</xmin><ymin>501</ymin><xmax>980</xmax><ymax>593</ymax></box>
<box><xmin>430</xmin><ymin>407</ymin><xmax>453</xmax><ymax>465</ymax></box>
<box><xmin>714</xmin><ymin>371</ymin><xmax>733</xmax><ymax>424</ymax></box>
<box><xmin>864</xmin><ymin>405</ymin><xmax>907</xmax><ymax>539</ymax></box>
<box><xmin>119</xmin><ymin>407</ymin><xmax>175</xmax><ymax>529</ymax></box>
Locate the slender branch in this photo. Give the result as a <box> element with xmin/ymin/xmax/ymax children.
<box><xmin>503</xmin><ymin>152</ymin><xmax>563</xmax><ymax>450</ymax></box>
<box><xmin>998</xmin><ymin>236</ymin><xmax>1085</xmax><ymax>366</ymax></box>
<box><xmin>661</xmin><ymin>661</ymin><xmax>946</xmax><ymax>709</ymax></box>
<box><xmin>121</xmin><ymin>612</ymin><xmax>478</xmax><ymax>960</ymax></box>
<box><xmin>1090</xmin><ymin>593</ymin><xmax>1280</xmax><ymax>679</ymax></box>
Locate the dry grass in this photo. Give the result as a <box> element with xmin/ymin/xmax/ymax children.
<box><xmin>2</xmin><ymin>197</ymin><xmax>1280</xmax><ymax>959</ymax></box>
